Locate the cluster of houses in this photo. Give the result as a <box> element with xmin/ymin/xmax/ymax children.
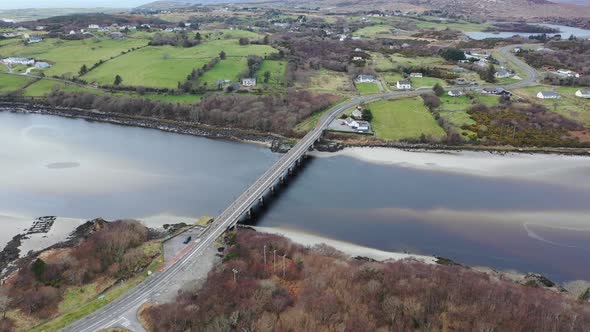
<box><xmin>1</xmin><ymin>57</ymin><xmax>51</xmax><ymax>69</ymax></box>
<box><xmin>537</xmin><ymin>90</ymin><xmax>590</xmax><ymax>99</ymax></box>
<box><xmin>355</xmin><ymin>72</ymin><xmax>425</xmax><ymax>90</ymax></box>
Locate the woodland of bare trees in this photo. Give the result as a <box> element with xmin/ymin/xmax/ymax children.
<box><xmin>3</xmin><ymin>221</ymin><xmax>151</xmax><ymax>323</ymax></box>
<box><xmin>44</xmin><ymin>88</ymin><xmax>339</xmax><ymax>136</ymax></box>
<box><xmin>519</xmin><ymin>40</ymin><xmax>590</xmax><ymax>86</ymax></box>
<box><xmin>463</xmin><ymin>103</ymin><xmax>587</xmax><ymax>146</ymax></box>
<box><xmin>143</xmin><ymin>229</ymin><xmax>590</xmax><ymax>332</ymax></box>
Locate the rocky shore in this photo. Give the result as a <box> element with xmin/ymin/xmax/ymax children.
<box><xmin>3</xmin><ymin>102</ymin><xmax>590</xmax><ymax>156</ymax></box>
<box><xmin>0</xmin><ymin>102</ymin><xmax>288</xmax><ymax>150</ymax></box>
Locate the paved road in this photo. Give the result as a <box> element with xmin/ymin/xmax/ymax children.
<box><xmin>62</xmin><ymin>44</ymin><xmax>540</xmax><ymax>332</ymax></box>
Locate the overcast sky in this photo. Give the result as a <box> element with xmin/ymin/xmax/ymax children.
<box><xmin>0</xmin><ymin>0</ymin><xmax>149</xmax><ymax>10</ymax></box>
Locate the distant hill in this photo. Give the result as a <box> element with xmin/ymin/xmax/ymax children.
<box><xmin>550</xmin><ymin>0</ymin><xmax>590</xmax><ymax>6</ymax></box>
<box><xmin>138</xmin><ymin>0</ymin><xmax>590</xmax><ymax>19</ymax></box>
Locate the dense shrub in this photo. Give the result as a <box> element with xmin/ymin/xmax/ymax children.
<box><xmin>144</xmin><ymin>229</ymin><xmax>590</xmax><ymax>332</ymax></box>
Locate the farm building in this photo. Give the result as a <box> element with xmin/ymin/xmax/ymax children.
<box><xmin>574</xmin><ymin>90</ymin><xmax>590</xmax><ymax>98</ymax></box>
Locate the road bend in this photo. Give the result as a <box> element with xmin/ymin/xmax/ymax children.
<box><xmin>62</xmin><ymin>44</ymin><xmax>539</xmax><ymax>332</ymax></box>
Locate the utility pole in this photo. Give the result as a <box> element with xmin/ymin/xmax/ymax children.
<box><xmin>282</xmin><ymin>253</ymin><xmax>286</xmax><ymax>278</ymax></box>
<box><xmin>232</xmin><ymin>268</ymin><xmax>238</xmax><ymax>284</ymax></box>
<box><xmin>273</xmin><ymin>249</ymin><xmax>277</xmax><ymax>274</ymax></box>
<box><xmin>263</xmin><ymin>245</ymin><xmax>267</xmax><ymax>266</ymax></box>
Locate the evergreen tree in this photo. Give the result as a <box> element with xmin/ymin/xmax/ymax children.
<box><xmin>219</xmin><ymin>50</ymin><xmax>226</xmax><ymax>60</ymax></box>
<box><xmin>263</xmin><ymin>71</ymin><xmax>271</xmax><ymax>83</ymax></box>
<box><xmin>433</xmin><ymin>83</ymin><xmax>444</xmax><ymax>96</ymax></box>
<box><xmin>114</xmin><ymin>74</ymin><xmax>123</xmax><ymax>86</ymax></box>
<box><xmin>79</xmin><ymin>64</ymin><xmax>88</xmax><ymax>76</ymax></box>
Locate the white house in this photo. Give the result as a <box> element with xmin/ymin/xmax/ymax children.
<box><xmin>352</xmin><ymin>108</ymin><xmax>363</xmax><ymax>119</ymax></box>
<box><xmin>241</xmin><ymin>78</ymin><xmax>257</xmax><ymax>87</ymax></box>
<box><xmin>448</xmin><ymin>90</ymin><xmax>463</xmax><ymax>97</ymax></box>
<box><xmin>352</xmin><ymin>56</ymin><xmax>364</xmax><ymax>61</ymax></box>
<box><xmin>556</xmin><ymin>69</ymin><xmax>580</xmax><ymax>78</ymax></box>
<box><xmin>69</xmin><ymin>30</ymin><xmax>77</xmax><ymax>35</ymax></box>
<box><xmin>343</xmin><ymin>117</ymin><xmax>359</xmax><ymax>128</ymax></box>
<box><xmin>495</xmin><ymin>70</ymin><xmax>512</xmax><ymax>79</ymax></box>
<box><xmin>396</xmin><ymin>80</ymin><xmax>411</xmax><ymax>90</ymax></box>
<box><xmin>3</xmin><ymin>57</ymin><xmax>34</xmax><ymax>65</ymax></box>
<box><xmin>410</xmin><ymin>72</ymin><xmax>423</xmax><ymax>78</ymax></box>
<box><xmin>537</xmin><ymin>91</ymin><xmax>561</xmax><ymax>99</ymax></box>
<box><xmin>356</xmin><ymin>75</ymin><xmax>376</xmax><ymax>83</ymax></box>
<box><xmin>88</xmin><ymin>24</ymin><xmax>101</xmax><ymax>30</ymax></box>
<box><xmin>575</xmin><ymin>90</ymin><xmax>590</xmax><ymax>98</ymax></box>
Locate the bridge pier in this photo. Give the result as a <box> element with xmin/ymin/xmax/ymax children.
<box><xmin>279</xmin><ymin>176</ymin><xmax>284</xmax><ymax>184</ymax></box>
<box><xmin>247</xmin><ymin>208</ymin><xmax>253</xmax><ymax>219</ymax></box>
<box><xmin>259</xmin><ymin>197</ymin><xmax>264</xmax><ymax>206</ymax></box>
<box><xmin>288</xmin><ymin>167</ymin><xmax>293</xmax><ymax>175</ymax></box>
<box><xmin>270</xmin><ymin>185</ymin><xmax>275</xmax><ymax>195</ymax></box>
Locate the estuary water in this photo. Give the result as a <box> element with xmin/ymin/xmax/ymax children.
<box><xmin>465</xmin><ymin>23</ymin><xmax>590</xmax><ymax>40</ymax></box>
<box><xmin>2</xmin><ymin>111</ymin><xmax>590</xmax><ymax>282</ymax></box>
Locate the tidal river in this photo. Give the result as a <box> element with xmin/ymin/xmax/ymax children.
<box><xmin>2</xmin><ymin>111</ymin><xmax>590</xmax><ymax>283</ymax></box>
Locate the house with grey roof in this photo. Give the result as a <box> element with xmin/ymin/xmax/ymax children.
<box><xmin>448</xmin><ymin>90</ymin><xmax>463</xmax><ymax>97</ymax></box>
<box><xmin>352</xmin><ymin>108</ymin><xmax>363</xmax><ymax>119</ymax></box>
<box><xmin>575</xmin><ymin>90</ymin><xmax>590</xmax><ymax>99</ymax></box>
<box><xmin>355</xmin><ymin>75</ymin><xmax>376</xmax><ymax>83</ymax></box>
<box><xmin>536</xmin><ymin>91</ymin><xmax>561</xmax><ymax>99</ymax></box>
<box><xmin>396</xmin><ymin>80</ymin><xmax>411</xmax><ymax>90</ymax></box>
<box><xmin>495</xmin><ymin>70</ymin><xmax>512</xmax><ymax>79</ymax></box>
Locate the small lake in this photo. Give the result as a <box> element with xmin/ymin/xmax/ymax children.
<box><xmin>2</xmin><ymin>112</ymin><xmax>590</xmax><ymax>283</ymax></box>
<box><xmin>466</xmin><ymin>23</ymin><xmax>590</xmax><ymax>40</ymax></box>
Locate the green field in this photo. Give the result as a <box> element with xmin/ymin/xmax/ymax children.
<box><xmin>356</xmin><ymin>82</ymin><xmax>380</xmax><ymax>95</ymax></box>
<box><xmin>301</xmin><ymin>69</ymin><xmax>353</xmax><ymax>93</ymax></box>
<box><xmin>23</xmin><ymin>79</ymin><xmax>98</xmax><ymax>96</ymax></box>
<box><xmin>368</xmin><ymin>97</ymin><xmax>446</xmax><ymax>141</ymax></box>
<box><xmin>256</xmin><ymin>60</ymin><xmax>286</xmax><ymax>87</ymax></box>
<box><xmin>353</xmin><ymin>25</ymin><xmax>394</xmax><ymax>38</ymax></box>
<box><xmin>439</xmin><ymin>93</ymin><xmax>500</xmax><ymax>111</ymax></box>
<box><xmin>390</xmin><ymin>54</ymin><xmax>444</xmax><ymax>67</ymax></box>
<box><xmin>411</xmin><ymin>77</ymin><xmax>445</xmax><ymax>88</ymax></box>
<box><xmin>200</xmin><ymin>57</ymin><xmax>247</xmax><ymax>87</ymax></box>
<box><xmin>380</xmin><ymin>72</ymin><xmax>404</xmax><ymax>86</ymax></box>
<box><xmin>0</xmin><ymin>74</ymin><xmax>34</xmax><ymax>93</ymax></box>
<box><xmin>0</xmin><ymin>37</ymin><xmax>149</xmax><ymax>78</ymax></box>
<box><xmin>83</xmin><ymin>40</ymin><xmax>276</xmax><ymax>88</ymax></box>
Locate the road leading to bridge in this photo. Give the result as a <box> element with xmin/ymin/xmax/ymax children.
<box><xmin>62</xmin><ymin>44</ymin><xmax>540</xmax><ymax>332</ymax></box>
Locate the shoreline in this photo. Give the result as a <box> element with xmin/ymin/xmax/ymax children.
<box><xmin>3</xmin><ymin>102</ymin><xmax>590</xmax><ymax>156</ymax></box>
<box><xmin>252</xmin><ymin>226</ymin><xmax>437</xmax><ymax>264</ymax></box>
<box><xmin>251</xmin><ymin>226</ymin><xmax>590</xmax><ymax>297</ymax></box>
<box><xmin>0</xmin><ymin>102</ymin><xmax>280</xmax><ymax>149</ymax></box>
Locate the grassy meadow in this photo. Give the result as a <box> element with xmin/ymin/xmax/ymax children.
<box><xmin>256</xmin><ymin>60</ymin><xmax>286</xmax><ymax>87</ymax></box>
<box><xmin>368</xmin><ymin>97</ymin><xmax>446</xmax><ymax>141</ymax></box>
<box><xmin>0</xmin><ymin>37</ymin><xmax>149</xmax><ymax>78</ymax></box>
<box><xmin>82</xmin><ymin>40</ymin><xmax>276</xmax><ymax>88</ymax></box>
<box><xmin>356</xmin><ymin>82</ymin><xmax>380</xmax><ymax>95</ymax></box>
<box><xmin>0</xmin><ymin>74</ymin><xmax>34</xmax><ymax>94</ymax></box>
